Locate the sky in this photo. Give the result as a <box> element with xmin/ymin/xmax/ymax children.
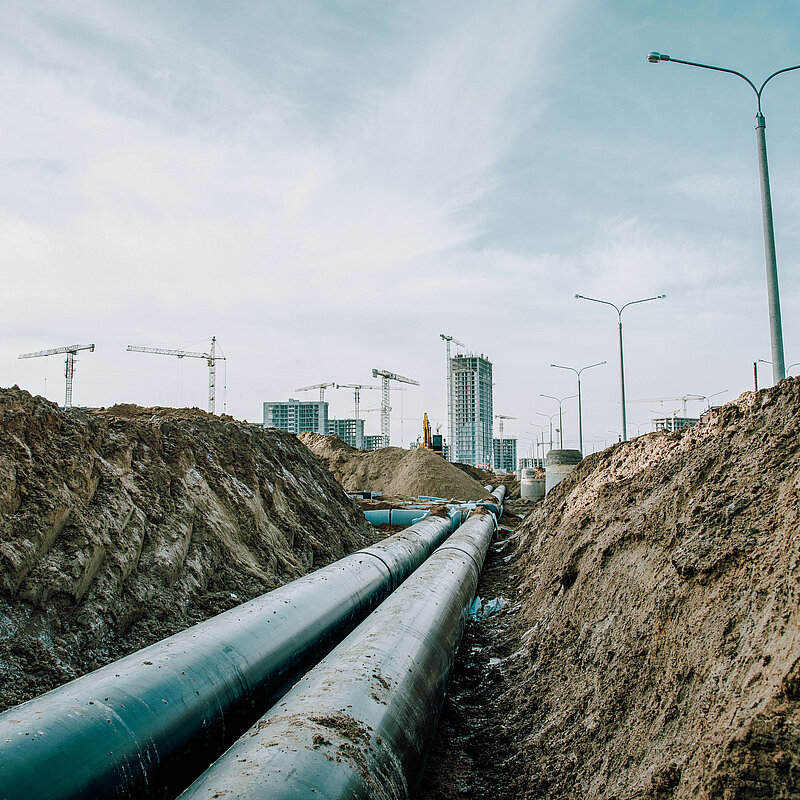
<box><xmin>2</xmin><ymin>1</ymin><xmax>800</xmax><ymax>455</ymax></box>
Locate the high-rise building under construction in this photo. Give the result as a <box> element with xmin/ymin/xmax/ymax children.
<box><xmin>450</xmin><ymin>353</ymin><xmax>493</xmax><ymax>468</ymax></box>
<box><xmin>263</xmin><ymin>399</ymin><xmax>328</xmax><ymax>435</ymax></box>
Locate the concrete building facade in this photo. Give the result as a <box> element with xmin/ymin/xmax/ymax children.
<box><xmin>451</xmin><ymin>354</ymin><xmax>493</xmax><ymax>467</ymax></box>
<box><xmin>263</xmin><ymin>399</ymin><xmax>328</xmax><ymax>435</ymax></box>
<box><xmin>363</xmin><ymin>434</ymin><xmax>386</xmax><ymax>451</ymax></box>
<box><xmin>652</xmin><ymin>415</ymin><xmax>698</xmax><ymax>433</ymax></box>
<box><xmin>493</xmin><ymin>437</ymin><xmax>517</xmax><ymax>473</ymax></box>
<box><xmin>330</xmin><ymin>418</ymin><xmax>365</xmax><ymax>449</ymax></box>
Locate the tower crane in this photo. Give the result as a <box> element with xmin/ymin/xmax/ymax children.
<box><xmin>371</xmin><ymin>369</ymin><xmax>420</xmax><ymax>447</ymax></box>
<box><xmin>440</xmin><ymin>334</ymin><xmax>466</xmax><ymax>461</ymax></box>
<box><xmin>18</xmin><ymin>343</ymin><xmax>95</xmax><ymax>409</ymax></box>
<box><xmin>295</xmin><ymin>383</ymin><xmax>335</xmax><ymax>402</ymax></box>
<box><xmin>629</xmin><ymin>395</ymin><xmax>704</xmax><ymax>417</ymax></box>
<box><xmin>334</xmin><ymin>384</ymin><xmax>406</xmax><ymax>420</ymax></box>
<box><xmin>335</xmin><ymin>384</ymin><xmax>380</xmax><ymax>419</ymax></box>
<box><xmin>494</xmin><ymin>414</ymin><xmax>517</xmax><ymax>437</ymax></box>
<box><xmin>127</xmin><ymin>337</ymin><xmax>224</xmax><ymax>414</ymax></box>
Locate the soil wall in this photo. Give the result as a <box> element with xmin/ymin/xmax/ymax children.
<box><xmin>491</xmin><ymin>380</ymin><xmax>800</xmax><ymax>798</ymax></box>
<box><xmin>0</xmin><ymin>388</ymin><xmax>375</xmax><ymax>711</ymax></box>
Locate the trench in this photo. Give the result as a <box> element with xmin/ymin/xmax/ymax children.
<box><xmin>0</xmin><ymin>488</ymin><xmax>511</xmax><ymax>800</ymax></box>
<box><xmin>418</xmin><ymin>504</ymin><xmax>523</xmax><ymax>800</ymax></box>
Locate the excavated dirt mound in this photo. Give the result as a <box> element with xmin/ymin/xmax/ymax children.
<box><xmin>0</xmin><ymin>387</ymin><xmax>376</xmax><ymax>712</ymax></box>
<box><xmin>452</xmin><ymin>462</ymin><xmax>495</xmax><ymax>485</ymax></box>
<box><xmin>422</xmin><ymin>378</ymin><xmax>800</xmax><ymax>799</ymax></box>
<box><xmin>299</xmin><ymin>433</ymin><xmax>493</xmax><ymax>501</ymax></box>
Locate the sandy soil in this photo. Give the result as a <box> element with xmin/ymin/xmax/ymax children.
<box><xmin>421</xmin><ymin>379</ymin><xmax>800</xmax><ymax>799</ymax></box>
<box><xmin>299</xmin><ymin>433</ymin><xmax>493</xmax><ymax>501</ymax></box>
<box><xmin>5</xmin><ymin>376</ymin><xmax>798</xmax><ymax>799</ymax></box>
<box><xmin>0</xmin><ymin>387</ymin><xmax>377</xmax><ymax>711</ymax></box>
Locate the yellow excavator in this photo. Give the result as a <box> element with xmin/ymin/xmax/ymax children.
<box><xmin>420</xmin><ymin>413</ymin><xmax>444</xmax><ymax>455</ymax></box>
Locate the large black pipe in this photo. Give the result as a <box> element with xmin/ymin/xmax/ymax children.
<box><xmin>177</xmin><ymin>491</ymin><xmax>503</xmax><ymax>800</ymax></box>
<box><xmin>0</xmin><ymin>515</ymin><xmax>454</xmax><ymax>800</ymax></box>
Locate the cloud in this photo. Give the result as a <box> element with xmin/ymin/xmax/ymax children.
<box><xmin>2</xmin><ymin>1</ymin><xmax>792</xmax><ymax>446</ymax></box>
<box><xmin>671</xmin><ymin>170</ymin><xmax>756</xmax><ymax>213</ymax></box>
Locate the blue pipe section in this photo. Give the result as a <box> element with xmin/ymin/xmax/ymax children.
<box><xmin>363</xmin><ymin>508</ymin><xmax>430</xmax><ymax>526</ymax></box>
<box><xmin>0</xmin><ymin>515</ymin><xmax>454</xmax><ymax>800</ymax></box>
<box><xmin>177</xmin><ymin>491</ymin><xmax>504</xmax><ymax>800</ymax></box>
<box><xmin>362</xmin><ymin>489</ymin><xmax>506</xmax><ymax>534</ymax></box>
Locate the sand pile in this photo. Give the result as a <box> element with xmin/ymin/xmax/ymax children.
<box><xmin>299</xmin><ymin>433</ymin><xmax>493</xmax><ymax>501</ymax></box>
<box><xmin>0</xmin><ymin>388</ymin><xmax>376</xmax><ymax>711</ymax></box>
<box><xmin>420</xmin><ymin>378</ymin><xmax>800</xmax><ymax>800</ymax></box>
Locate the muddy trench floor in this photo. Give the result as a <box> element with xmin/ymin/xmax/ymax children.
<box><xmin>418</xmin><ymin>507</ymin><xmax>523</xmax><ymax>800</ymax></box>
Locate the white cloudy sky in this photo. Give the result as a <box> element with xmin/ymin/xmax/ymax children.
<box><xmin>2</xmin><ymin>1</ymin><xmax>800</xmax><ymax>452</ymax></box>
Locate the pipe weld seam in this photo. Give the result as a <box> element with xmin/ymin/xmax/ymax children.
<box><xmin>435</xmin><ymin>543</ymin><xmax>485</xmax><ymax>575</ymax></box>
<box><xmin>355</xmin><ymin>549</ymin><xmax>397</xmax><ymax>585</ymax></box>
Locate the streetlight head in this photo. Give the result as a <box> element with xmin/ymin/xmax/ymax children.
<box><xmin>647</xmin><ymin>52</ymin><xmax>670</xmax><ymax>63</ymax></box>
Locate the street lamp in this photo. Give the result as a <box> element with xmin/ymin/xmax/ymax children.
<box><xmin>540</xmin><ymin>394</ymin><xmax>577</xmax><ymax>449</ymax></box>
<box><xmin>527</xmin><ymin>422</ymin><xmax>546</xmax><ymax>466</ymax></box>
<box><xmin>575</xmin><ymin>293</ymin><xmax>666</xmax><ymax>441</ymax></box>
<box><xmin>527</xmin><ymin>423</ymin><xmax>546</xmax><ymax>465</ymax></box>
<box><xmin>691</xmin><ymin>389</ymin><xmax>729</xmax><ymax>412</ymax></box>
<box><xmin>629</xmin><ymin>421</ymin><xmax>647</xmax><ymax>436</ymax></box>
<box><xmin>550</xmin><ymin>360</ymin><xmax>606</xmax><ymax>454</ymax></box>
<box><xmin>536</xmin><ymin>411</ymin><xmax>558</xmax><ymax>451</ymax></box>
<box><xmin>648</xmin><ymin>52</ymin><xmax>800</xmax><ymax>386</ymax></box>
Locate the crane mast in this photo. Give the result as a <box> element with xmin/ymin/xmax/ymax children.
<box><xmin>335</xmin><ymin>384</ymin><xmax>380</xmax><ymax>420</ymax></box>
<box><xmin>127</xmin><ymin>337</ymin><xmax>224</xmax><ymax>414</ymax></box>
<box><xmin>371</xmin><ymin>369</ymin><xmax>420</xmax><ymax>448</ymax></box>
<box><xmin>19</xmin><ymin>343</ymin><xmax>95</xmax><ymax>409</ymax></box>
<box><xmin>494</xmin><ymin>414</ymin><xmax>517</xmax><ymax>438</ymax></box>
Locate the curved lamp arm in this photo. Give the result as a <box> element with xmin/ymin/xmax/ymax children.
<box><xmin>647</xmin><ymin>52</ymin><xmax>800</xmax><ymax>113</ymax></box>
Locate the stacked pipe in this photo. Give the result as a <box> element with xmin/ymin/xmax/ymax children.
<box><xmin>0</xmin><ymin>516</ymin><xmax>455</xmax><ymax>800</ymax></box>
<box><xmin>179</xmin><ymin>484</ymin><xmax>506</xmax><ymax>800</ymax></box>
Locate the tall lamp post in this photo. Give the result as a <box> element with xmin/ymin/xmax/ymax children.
<box><xmin>528</xmin><ymin>423</ymin><xmax>546</xmax><ymax>466</ymax></box>
<box><xmin>550</xmin><ymin>360</ymin><xmax>606</xmax><ymax>454</ymax></box>
<box><xmin>540</xmin><ymin>394</ymin><xmax>577</xmax><ymax>449</ymax></box>
<box><xmin>536</xmin><ymin>411</ymin><xmax>558</xmax><ymax>452</ymax></box>
<box><xmin>648</xmin><ymin>52</ymin><xmax>800</xmax><ymax>386</ymax></box>
<box><xmin>691</xmin><ymin>389</ymin><xmax>729</xmax><ymax>413</ymax></box>
<box><xmin>575</xmin><ymin>294</ymin><xmax>666</xmax><ymax>441</ymax></box>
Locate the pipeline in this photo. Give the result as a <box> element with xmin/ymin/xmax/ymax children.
<box><xmin>178</xmin><ymin>485</ymin><xmax>505</xmax><ymax>799</ymax></box>
<box><xmin>363</xmin><ymin>487</ymin><xmax>506</xmax><ymax>533</ymax></box>
<box><xmin>362</xmin><ymin>507</ymin><xmax>430</xmax><ymax>526</ymax></box>
<box><xmin>0</xmin><ymin>515</ymin><xmax>456</xmax><ymax>800</ymax></box>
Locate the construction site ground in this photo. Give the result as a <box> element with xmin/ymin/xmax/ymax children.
<box><xmin>2</xmin><ymin>380</ymin><xmax>800</xmax><ymax>798</ymax></box>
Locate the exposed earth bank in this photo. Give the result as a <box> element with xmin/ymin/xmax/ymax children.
<box><xmin>2</xmin><ymin>378</ymin><xmax>798</xmax><ymax>799</ymax></box>
<box><xmin>421</xmin><ymin>378</ymin><xmax>800</xmax><ymax>799</ymax></box>
<box><xmin>0</xmin><ymin>387</ymin><xmax>376</xmax><ymax>712</ymax></box>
